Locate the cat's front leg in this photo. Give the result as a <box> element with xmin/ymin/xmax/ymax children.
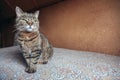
<box><xmin>25</xmin><ymin>63</ymin><xmax>37</xmax><ymax>73</ymax></box>
<box><xmin>24</xmin><ymin>50</ymin><xmax>41</xmax><ymax>73</ymax></box>
<box><xmin>25</xmin><ymin>56</ymin><xmax>38</xmax><ymax>73</ymax></box>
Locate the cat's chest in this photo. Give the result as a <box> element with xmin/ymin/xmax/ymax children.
<box><xmin>17</xmin><ymin>32</ymin><xmax>41</xmax><ymax>48</ymax></box>
<box><xmin>19</xmin><ymin>32</ymin><xmax>38</xmax><ymax>39</ymax></box>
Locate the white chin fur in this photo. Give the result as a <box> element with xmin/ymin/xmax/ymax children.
<box><xmin>27</xmin><ymin>28</ymin><xmax>33</xmax><ymax>32</ymax></box>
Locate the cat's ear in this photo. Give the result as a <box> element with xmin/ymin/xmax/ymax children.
<box><xmin>34</xmin><ymin>11</ymin><xmax>39</xmax><ymax>18</ymax></box>
<box><xmin>15</xmin><ymin>6</ymin><xmax>24</xmax><ymax>17</ymax></box>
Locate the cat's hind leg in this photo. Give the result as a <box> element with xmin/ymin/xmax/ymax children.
<box><xmin>38</xmin><ymin>47</ymin><xmax>53</xmax><ymax>64</ymax></box>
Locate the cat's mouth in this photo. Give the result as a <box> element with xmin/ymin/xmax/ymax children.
<box><xmin>17</xmin><ymin>25</ymin><xmax>38</xmax><ymax>32</ymax></box>
<box><xmin>25</xmin><ymin>26</ymin><xmax>34</xmax><ymax>32</ymax></box>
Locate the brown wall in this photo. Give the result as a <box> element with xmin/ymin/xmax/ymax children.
<box><xmin>40</xmin><ymin>0</ymin><xmax>120</xmax><ymax>55</ymax></box>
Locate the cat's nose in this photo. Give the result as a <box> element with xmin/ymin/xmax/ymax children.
<box><xmin>27</xmin><ymin>21</ymin><xmax>33</xmax><ymax>26</ymax></box>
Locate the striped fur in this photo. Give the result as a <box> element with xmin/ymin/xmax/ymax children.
<box><xmin>14</xmin><ymin>6</ymin><xmax>53</xmax><ymax>73</ymax></box>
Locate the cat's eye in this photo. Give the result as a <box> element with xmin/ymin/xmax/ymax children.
<box><xmin>21</xmin><ymin>19</ymin><xmax>27</xmax><ymax>22</ymax></box>
<box><xmin>32</xmin><ymin>17</ymin><xmax>37</xmax><ymax>22</ymax></box>
<box><xmin>34</xmin><ymin>20</ymin><xmax>37</xmax><ymax>22</ymax></box>
<box><xmin>34</xmin><ymin>19</ymin><xmax>38</xmax><ymax>22</ymax></box>
<box><xmin>20</xmin><ymin>19</ymin><xmax>25</xmax><ymax>22</ymax></box>
<box><xmin>20</xmin><ymin>19</ymin><xmax>29</xmax><ymax>24</ymax></box>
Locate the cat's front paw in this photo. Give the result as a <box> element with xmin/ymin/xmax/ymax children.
<box><xmin>42</xmin><ymin>61</ymin><xmax>48</xmax><ymax>64</ymax></box>
<box><xmin>25</xmin><ymin>67</ymin><xmax>36</xmax><ymax>73</ymax></box>
<box><xmin>38</xmin><ymin>61</ymin><xmax>48</xmax><ymax>64</ymax></box>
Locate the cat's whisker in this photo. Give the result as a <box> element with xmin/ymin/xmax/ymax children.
<box><xmin>12</xmin><ymin>27</ymin><xmax>24</xmax><ymax>32</ymax></box>
<box><xmin>12</xmin><ymin>29</ymin><xmax>18</xmax><ymax>32</ymax></box>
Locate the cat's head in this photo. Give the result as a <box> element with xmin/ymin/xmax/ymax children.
<box><xmin>15</xmin><ymin>6</ymin><xmax>39</xmax><ymax>32</ymax></box>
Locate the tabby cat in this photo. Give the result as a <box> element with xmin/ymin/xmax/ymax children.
<box><xmin>14</xmin><ymin>6</ymin><xmax>53</xmax><ymax>73</ymax></box>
